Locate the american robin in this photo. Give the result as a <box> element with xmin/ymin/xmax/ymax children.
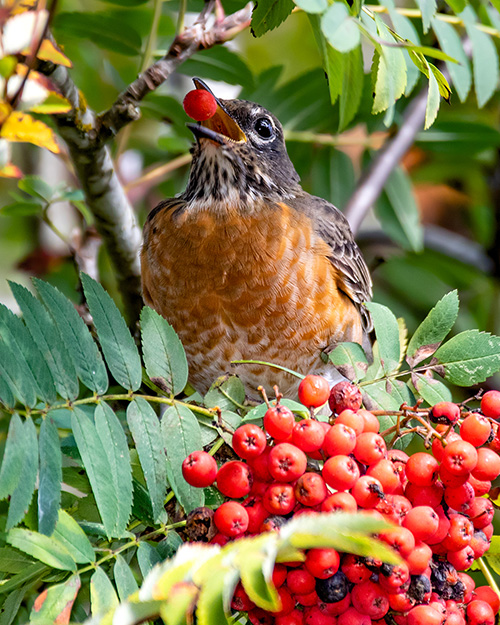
<box><xmin>141</xmin><ymin>79</ymin><xmax>372</xmax><ymax>398</ymax></box>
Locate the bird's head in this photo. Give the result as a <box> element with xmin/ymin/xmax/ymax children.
<box><xmin>183</xmin><ymin>78</ymin><xmax>301</xmax><ymax>208</ymax></box>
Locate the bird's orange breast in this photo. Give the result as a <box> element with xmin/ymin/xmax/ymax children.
<box><xmin>141</xmin><ymin>201</ymin><xmax>362</xmax><ymax>396</ymax></box>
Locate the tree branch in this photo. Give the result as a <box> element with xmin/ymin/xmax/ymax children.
<box><xmin>36</xmin><ymin>1</ymin><xmax>251</xmax><ymax>326</ymax></box>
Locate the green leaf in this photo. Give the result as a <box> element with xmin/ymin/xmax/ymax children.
<box><xmin>53</xmin><ymin>12</ymin><xmax>141</xmax><ymax>56</ymax></box>
<box><xmin>127</xmin><ymin>398</ymin><xmax>168</xmax><ymax>523</ymax></box>
<box><xmin>114</xmin><ymin>555</ymin><xmax>139</xmax><ymax>601</ymax></box>
<box><xmin>236</xmin><ymin>536</ymin><xmax>280</xmax><ymax>612</ymax></box>
<box><xmin>0</xmin><ymin>414</ymin><xmax>24</xmax><ymax>500</ymax></box>
<box><xmin>425</xmin><ymin>63</ymin><xmax>441</xmax><ymax>129</ymax></box>
<box><xmin>205</xmin><ymin>375</ymin><xmax>246</xmax><ymax>411</ymax></box>
<box><xmin>415</xmin><ymin>0</ymin><xmax>436</xmax><ymax>32</ymax></box>
<box><xmin>0</xmin><ymin>302</ymin><xmax>56</xmax><ymax>404</ymax></box>
<box><xmin>416</xmin><ymin>120</ymin><xmax>500</xmax><ymax>155</ymax></box>
<box><xmin>34</xmin><ymin>279</ymin><xmax>108</xmax><ymax>394</ymax></box>
<box><xmin>339</xmin><ymin>45</ymin><xmax>364</xmax><ymax>131</ymax></box>
<box><xmin>432</xmin><ymin>18</ymin><xmax>471</xmax><ymax>102</ymax></box>
<box><xmin>71</xmin><ymin>407</ymin><xmax>120</xmax><ymax>538</ymax></box>
<box><xmin>137</xmin><ymin>541</ymin><xmax>162</xmax><ymax>578</ymax></box>
<box><xmin>38</xmin><ymin>416</ymin><xmax>62</xmax><ymax>536</ymax></box>
<box><xmin>388</xmin><ymin>10</ymin><xmax>420</xmax><ymax>96</ymax></box>
<box><xmin>0</xmin><ymin>340</ymin><xmax>36</xmax><ymax>408</ymax></box>
<box><xmin>308</xmin><ymin>17</ymin><xmax>343</xmax><ymax>106</ymax></box>
<box><xmin>0</xmin><ymin>547</ymin><xmax>35</xmax><ymax>573</ymax></box>
<box><xmin>181</xmin><ymin>47</ymin><xmax>254</xmax><ymax>90</ymax></box>
<box><xmin>321</xmin><ymin>5</ymin><xmax>361</xmax><ymax>53</ymax></box>
<box><xmin>161</xmin><ymin>582</ymin><xmax>199</xmax><ymax>625</ymax></box>
<box><xmin>444</xmin><ymin>0</ymin><xmax>465</xmax><ymax>11</ymax></box>
<box><xmin>95</xmin><ymin>402</ymin><xmax>133</xmax><ymax>535</ymax></box>
<box><xmin>53</xmin><ymin>510</ymin><xmax>95</xmax><ymax>564</ymax></box>
<box><xmin>365</xmin><ymin>302</ymin><xmax>400</xmax><ymax>375</ymax></box>
<box><xmin>432</xmin><ymin>330</ymin><xmax>500</xmax><ymax>386</ymax></box>
<box><xmin>406</xmin><ymin>290</ymin><xmax>459</xmax><ymax>367</ymax></box>
<box><xmin>375</xmin><ymin>166</ymin><xmax>423</xmax><ymax>252</ymax></box>
<box><xmin>0</xmin><ymin>586</ymin><xmax>28</xmax><ymax>625</ymax></box>
<box><xmin>0</xmin><ymin>201</ymin><xmax>43</xmax><ymax>216</ymax></box>
<box><xmin>7</xmin><ymin>418</ymin><xmax>38</xmax><ymax>530</ymax></box>
<box><xmin>294</xmin><ymin>0</ymin><xmax>327</xmax><ymax>13</ymax></box>
<box><xmin>162</xmin><ymin>404</ymin><xmax>204</xmax><ymax>513</ymax></box>
<box><xmin>251</xmin><ymin>0</ymin><xmax>295</xmax><ymax>37</ymax></box>
<box><xmin>9</xmin><ymin>281</ymin><xmax>79</xmax><ymax>400</ymax></box>
<box><xmin>0</xmin><ymin>563</ymin><xmax>48</xmax><ymax>596</ymax></box>
<box><xmin>81</xmin><ymin>273</ymin><xmax>142</xmax><ymax>391</ymax></box>
<box><xmin>462</xmin><ymin>6</ymin><xmax>499</xmax><ymax>108</ymax></box>
<box><xmin>371</xmin><ymin>15</ymin><xmax>407</xmax><ymax>117</ymax></box>
<box><xmin>91</xmin><ymin>567</ymin><xmax>119</xmax><ymax>616</ymax></box>
<box><xmin>328</xmin><ymin>342</ymin><xmax>368</xmax><ymax>382</ymax></box>
<box><xmin>18</xmin><ymin>175</ymin><xmax>53</xmax><ymax>202</ymax></box>
<box><xmin>141</xmin><ymin>307</ymin><xmax>188</xmax><ymax>396</ymax></box>
<box><xmin>30</xmin><ymin>574</ymin><xmax>80</xmax><ymax>624</ymax></box>
<box><xmin>412</xmin><ymin>373</ymin><xmax>452</xmax><ymax>405</ymax></box>
<box><xmin>0</xmin><ymin>374</ymin><xmax>14</xmax><ymax>408</ymax></box>
<box><xmin>197</xmin><ymin>567</ymin><xmax>237</xmax><ymax>625</ymax></box>
<box><xmin>362</xmin><ymin>379</ymin><xmax>407</xmax><ymax>411</ymax></box>
<box><xmin>310</xmin><ymin>148</ymin><xmax>356</xmax><ymax>209</ymax></box>
<box><xmin>7</xmin><ymin>528</ymin><xmax>76</xmax><ymax>571</ymax></box>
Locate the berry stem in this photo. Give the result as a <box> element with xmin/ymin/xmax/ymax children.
<box><xmin>208</xmin><ymin>437</ymin><xmax>225</xmax><ymax>456</ymax></box>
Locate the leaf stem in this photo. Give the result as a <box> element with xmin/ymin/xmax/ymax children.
<box><xmin>231</xmin><ymin>360</ymin><xmax>304</xmax><ymax>380</ymax></box>
<box><xmin>478</xmin><ymin>557</ymin><xmax>500</xmax><ymax>598</ymax></box>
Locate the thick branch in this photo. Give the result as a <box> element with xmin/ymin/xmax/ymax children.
<box><xmin>37</xmin><ymin>2</ymin><xmax>251</xmax><ymax>326</ymax></box>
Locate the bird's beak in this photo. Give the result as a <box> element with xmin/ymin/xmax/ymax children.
<box><xmin>186</xmin><ymin>78</ymin><xmax>247</xmax><ymax>145</ymax></box>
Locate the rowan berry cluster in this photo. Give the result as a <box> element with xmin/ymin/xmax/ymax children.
<box><xmin>181</xmin><ymin>379</ymin><xmax>500</xmax><ymax>625</ymax></box>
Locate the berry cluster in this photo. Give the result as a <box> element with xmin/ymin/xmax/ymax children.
<box><xmin>182</xmin><ymin>379</ymin><xmax>500</xmax><ymax>625</ymax></box>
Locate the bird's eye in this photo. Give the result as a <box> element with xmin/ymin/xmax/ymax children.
<box><xmin>254</xmin><ymin>117</ymin><xmax>275</xmax><ymax>140</ymax></box>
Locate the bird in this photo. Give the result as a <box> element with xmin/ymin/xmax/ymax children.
<box><xmin>141</xmin><ymin>78</ymin><xmax>372</xmax><ymax>399</ymax></box>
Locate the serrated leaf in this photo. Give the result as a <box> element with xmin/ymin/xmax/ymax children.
<box><xmin>0</xmin><ymin>562</ymin><xmax>48</xmax><ymax>596</ymax></box>
<box><xmin>433</xmin><ymin>330</ymin><xmax>500</xmax><ymax>386</ymax></box>
<box><xmin>365</xmin><ymin>303</ymin><xmax>400</xmax><ymax>375</ymax></box>
<box><xmin>127</xmin><ymin>398</ymin><xmax>168</xmax><ymax>523</ymax></box>
<box><xmin>91</xmin><ymin>567</ymin><xmax>119</xmax><ymax>616</ymax></box>
<box><xmin>375</xmin><ymin>166</ymin><xmax>423</xmax><ymax>252</ymax></box>
<box><xmin>362</xmin><ymin>380</ymin><xmax>402</xmax><ymax>411</ymax></box>
<box><xmin>321</xmin><ymin>4</ymin><xmax>361</xmax><ymax>53</ymax></box>
<box><xmin>0</xmin><ymin>373</ymin><xmax>14</xmax><ymax>407</ymax></box>
<box><xmin>81</xmin><ymin>273</ymin><xmax>141</xmax><ymax>391</ymax></box>
<box><xmin>162</xmin><ymin>404</ymin><xmax>204</xmax><ymax>513</ymax></box>
<box><xmin>0</xmin><ymin>340</ymin><xmax>36</xmax><ymax>408</ymax></box>
<box><xmin>54</xmin><ymin>12</ymin><xmax>141</xmax><ymax>56</ymax></box>
<box><xmin>339</xmin><ymin>45</ymin><xmax>363</xmax><ymax>131</ymax></box>
<box><xmin>181</xmin><ymin>47</ymin><xmax>254</xmax><ymax>90</ymax></box>
<box><xmin>415</xmin><ymin>0</ymin><xmax>436</xmax><ymax>32</ymax></box>
<box><xmin>236</xmin><ymin>536</ymin><xmax>280</xmax><ymax>611</ymax></box>
<box><xmin>328</xmin><ymin>342</ymin><xmax>368</xmax><ymax>382</ymax></box>
<box><xmin>141</xmin><ymin>307</ymin><xmax>188</xmax><ymax>396</ymax></box>
<box><xmin>0</xmin><ymin>547</ymin><xmax>35</xmax><ymax>573</ymax></box>
<box><xmin>7</xmin><ymin>528</ymin><xmax>76</xmax><ymax>571</ymax></box>
<box><xmin>95</xmin><ymin>402</ymin><xmax>133</xmax><ymax>535</ymax></box>
<box><xmin>388</xmin><ymin>10</ymin><xmax>420</xmax><ymax>96</ymax></box>
<box><xmin>35</xmin><ymin>279</ymin><xmax>108</xmax><ymax>394</ymax></box>
<box><xmin>0</xmin><ymin>112</ymin><xmax>60</xmax><ymax>153</ymax></box>
<box><xmin>38</xmin><ymin>416</ymin><xmax>62</xmax><ymax>535</ymax></box>
<box><xmin>0</xmin><ymin>302</ymin><xmax>56</xmax><ymax>404</ymax></box>
<box><xmin>137</xmin><ymin>542</ymin><xmax>162</xmax><ymax>578</ymax></box>
<box><xmin>0</xmin><ymin>586</ymin><xmax>27</xmax><ymax>625</ymax></box>
<box><xmin>53</xmin><ymin>510</ymin><xmax>95</xmax><ymax>564</ymax></box>
<box><xmin>0</xmin><ymin>414</ymin><xmax>24</xmax><ymax>499</ymax></box>
<box><xmin>407</xmin><ymin>290</ymin><xmax>459</xmax><ymax>367</ymax></box>
<box><xmin>71</xmin><ymin>407</ymin><xmax>120</xmax><ymax>538</ymax></box>
<box><xmin>412</xmin><ymin>373</ymin><xmax>452</xmax><ymax>405</ymax></box>
<box><xmin>462</xmin><ymin>7</ymin><xmax>499</xmax><ymax>108</ymax></box>
<box><xmin>114</xmin><ymin>555</ymin><xmax>139</xmax><ymax>601</ymax></box>
<box><xmin>432</xmin><ymin>18</ymin><xmax>471</xmax><ymax>102</ymax></box>
<box><xmin>294</xmin><ymin>0</ymin><xmax>327</xmax><ymax>13</ymax></box>
<box><xmin>31</xmin><ymin>573</ymin><xmax>80</xmax><ymax>624</ymax></box>
<box><xmin>251</xmin><ymin>0</ymin><xmax>295</xmax><ymax>37</ymax></box>
<box><xmin>7</xmin><ymin>418</ymin><xmax>38</xmax><ymax>530</ymax></box>
<box><xmin>9</xmin><ymin>281</ymin><xmax>79</xmax><ymax>400</ymax></box>
<box><xmin>205</xmin><ymin>375</ymin><xmax>246</xmax><ymax>411</ymax></box>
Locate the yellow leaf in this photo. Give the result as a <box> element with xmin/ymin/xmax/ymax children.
<box><xmin>30</xmin><ymin>93</ymin><xmax>72</xmax><ymax>114</ymax></box>
<box><xmin>1</xmin><ymin>112</ymin><xmax>60</xmax><ymax>154</ymax></box>
<box><xmin>0</xmin><ymin>102</ymin><xmax>12</xmax><ymax>126</ymax></box>
<box><xmin>36</xmin><ymin>39</ymin><xmax>73</xmax><ymax>68</ymax></box>
<box><xmin>0</xmin><ymin>163</ymin><xmax>23</xmax><ymax>178</ymax></box>
<box><xmin>7</xmin><ymin>0</ymin><xmax>39</xmax><ymax>15</ymax></box>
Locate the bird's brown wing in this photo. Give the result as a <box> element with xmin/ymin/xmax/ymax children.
<box><xmin>289</xmin><ymin>193</ymin><xmax>373</xmax><ymax>332</ymax></box>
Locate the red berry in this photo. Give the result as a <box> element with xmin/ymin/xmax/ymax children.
<box><xmin>183</xmin><ymin>89</ymin><xmax>217</xmax><ymax>121</ymax></box>
<box><xmin>232</xmin><ymin>424</ymin><xmax>267</xmax><ymax>460</ymax></box>
<box><xmin>358</xmin><ymin>409</ymin><xmax>380</xmax><ymax>433</ymax></box>
<box><xmin>366</xmin><ymin>459</ymin><xmax>399</xmax><ymax>493</ymax></box>
<box><xmin>329</xmin><ymin>382</ymin><xmax>362</xmax><ymax>414</ymax></box>
<box><xmin>216</xmin><ymin>460</ymin><xmax>252</xmax><ymax>498</ymax></box>
<box><xmin>263</xmin><ymin>482</ymin><xmax>296</xmax><ymax>515</ymax></box>
<box><xmin>402</xmin><ymin>506</ymin><xmax>439</xmax><ymax>542</ymax></box>
<box><xmin>321</xmin><ymin>491</ymin><xmax>357</xmax><ymax>513</ymax></box>
<box><xmin>268</xmin><ymin>443</ymin><xmax>307</xmax><ymax>482</ymax></box>
<box><xmin>378</xmin><ymin>525</ymin><xmax>415</xmax><ymax>558</ymax></box>
<box><xmin>351</xmin><ymin>475</ymin><xmax>384</xmax><ymax>508</ymax></box>
<box><xmin>337</xmin><ymin>607</ymin><xmax>370</xmax><ymax>625</ymax></box>
<box><xmin>322</xmin><ymin>455</ymin><xmax>360</xmax><ymax>491</ymax></box>
<box><xmin>242</xmin><ymin>496</ymin><xmax>269</xmax><ymax>533</ymax></box>
<box><xmin>468</xmin><ymin>497</ymin><xmax>495</xmax><ymax>529</ymax></box>
<box><xmin>466</xmin><ymin>600</ymin><xmax>495</xmax><ymax>625</ymax></box>
<box><xmin>335</xmin><ymin>410</ymin><xmax>364</xmax><ymax>436</ymax></box>
<box><xmin>248</xmin><ymin>446</ymin><xmax>272</xmax><ymax>481</ymax></box>
<box><xmin>447</xmin><ymin>545</ymin><xmax>475</xmax><ymax>570</ymax></box>
<box><xmin>298</xmin><ymin>375</ymin><xmax>330</xmax><ymax>408</ymax></box>
<box><xmin>276</xmin><ymin>610</ymin><xmax>304</xmax><ymax>625</ymax></box>
<box><xmin>441</xmin><ymin>439</ymin><xmax>478</xmax><ymax>476</ymax></box>
<box><xmin>481</xmin><ymin>390</ymin><xmax>500</xmax><ymax>419</ymax></box>
<box><xmin>430</xmin><ymin>401</ymin><xmax>461</xmax><ymax>425</ymax></box>
<box><xmin>305</xmin><ymin>548</ymin><xmax>340</xmax><ymax>579</ymax></box>
<box><xmin>292</xmin><ymin>419</ymin><xmax>325</xmax><ymax>452</ymax></box>
<box><xmin>341</xmin><ymin>554</ymin><xmax>372</xmax><ymax>584</ymax></box>
<box><xmin>351</xmin><ymin>580</ymin><xmax>389</xmax><ymax>619</ymax></box>
<box><xmin>294</xmin><ymin>472</ymin><xmax>328</xmax><ymax>506</ymax></box>
<box><xmin>182</xmin><ymin>450</ymin><xmax>217</xmax><ymax>487</ymax></box>
<box><xmin>472</xmin><ymin>447</ymin><xmax>500</xmax><ymax>481</ymax></box>
<box><xmin>264</xmin><ymin>405</ymin><xmax>295</xmax><ymax>441</ymax></box>
<box><xmin>405</xmin><ymin>452</ymin><xmax>438</xmax><ymax>486</ymax></box>
<box><xmin>443</xmin><ymin>481</ymin><xmax>474</xmax><ymax>513</ymax></box>
<box><xmin>460</xmin><ymin>413</ymin><xmax>492</xmax><ymax>446</ymax></box>
<box><xmin>231</xmin><ymin>582</ymin><xmax>255</xmax><ymax>611</ymax></box>
<box><xmin>323</xmin><ymin>423</ymin><xmax>357</xmax><ymax>457</ymax></box>
<box><xmin>408</xmin><ymin>605</ymin><xmax>445</xmax><ymax>625</ymax></box>
<box><xmin>354</xmin><ymin>432</ymin><xmax>387</xmax><ymax>465</ymax></box>
<box><xmin>473</xmin><ymin>587</ymin><xmax>500</xmax><ymax>614</ymax></box>
<box><xmin>287</xmin><ymin>568</ymin><xmax>316</xmax><ymax>595</ymax></box>
<box><xmin>272</xmin><ymin>564</ymin><xmax>288</xmax><ymax>588</ymax></box>
<box><xmin>214</xmin><ymin>501</ymin><xmax>249</xmax><ymax>537</ymax></box>
<box><xmin>406</xmin><ymin>541</ymin><xmax>432</xmax><ymax>575</ymax></box>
